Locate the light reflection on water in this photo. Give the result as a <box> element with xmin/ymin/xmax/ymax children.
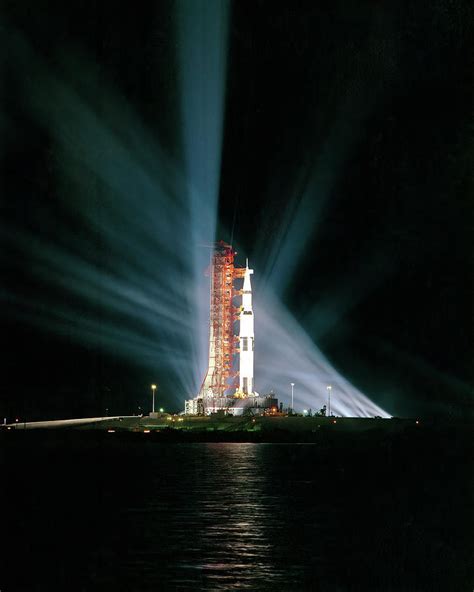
<box><xmin>114</xmin><ymin>443</ymin><xmax>321</xmax><ymax>591</ymax></box>
<box><xmin>4</xmin><ymin>435</ymin><xmax>467</xmax><ymax>591</ymax></box>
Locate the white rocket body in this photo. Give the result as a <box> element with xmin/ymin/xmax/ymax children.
<box><xmin>239</xmin><ymin>261</ymin><xmax>254</xmax><ymax>395</ymax></box>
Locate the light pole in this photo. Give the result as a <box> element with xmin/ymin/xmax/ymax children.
<box><xmin>326</xmin><ymin>385</ymin><xmax>332</xmax><ymax>417</ymax></box>
<box><xmin>151</xmin><ymin>384</ymin><xmax>157</xmax><ymax>413</ymax></box>
<box><xmin>290</xmin><ymin>382</ymin><xmax>295</xmax><ymax>414</ymax></box>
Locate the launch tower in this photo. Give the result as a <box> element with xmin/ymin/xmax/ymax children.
<box><xmin>198</xmin><ymin>241</ymin><xmax>244</xmax><ymax>397</ymax></box>
<box><xmin>185</xmin><ymin>241</ymin><xmax>277</xmax><ymax>416</ymax></box>
<box><xmin>184</xmin><ymin>241</ymin><xmax>278</xmax><ymax>415</ymax></box>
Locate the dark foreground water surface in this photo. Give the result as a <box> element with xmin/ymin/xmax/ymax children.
<box><xmin>1</xmin><ymin>427</ymin><xmax>472</xmax><ymax>591</ymax></box>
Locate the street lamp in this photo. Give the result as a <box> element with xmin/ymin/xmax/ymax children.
<box><xmin>151</xmin><ymin>384</ymin><xmax>157</xmax><ymax>413</ymax></box>
<box><xmin>326</xmin><ymin>385</ymin><xmax>332</xmax><ymax>417</ymax></box>
<box><xmin>290</xmin><ymin>382</ymin><xmax>295</xmax><ymax>414</ymax></box>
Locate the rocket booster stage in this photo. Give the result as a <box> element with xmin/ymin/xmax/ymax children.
<box><xmin>239</xmin><ymin>260</ymin><xmax>254</xmax><ymax>395</ymax></box>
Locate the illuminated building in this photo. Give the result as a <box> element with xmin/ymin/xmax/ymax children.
<box><xmin>184</xmin><ymin>398</ymin><xmax>204</xmax><ymax>416</ymax></box>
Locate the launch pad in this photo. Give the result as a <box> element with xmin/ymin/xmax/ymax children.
<box><xmin>185</xmin><ymin>241</ymin><xmax>277</xmax><ymax>416</ymax></box>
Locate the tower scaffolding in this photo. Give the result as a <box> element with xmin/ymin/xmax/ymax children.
<box><xmin>185</xmin><ymin>241</ymin><xmax>274</xmax><ymax>416</ymax></box>
<box><xmin>199</xmin><ymin>241</ymin><xmax>244</xmax><ymax>397</ymax></box>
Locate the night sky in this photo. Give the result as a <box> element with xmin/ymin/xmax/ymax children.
<box><xmin>1</xmin><ymin>1</ymin><xmax>472</xmax><ymax>420</ymax></box>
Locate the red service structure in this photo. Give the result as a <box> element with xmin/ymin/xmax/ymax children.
<box><xmin>198</xmin><ymin>241</ymin><xmax>245</xmax><ymax>397</ymax></box>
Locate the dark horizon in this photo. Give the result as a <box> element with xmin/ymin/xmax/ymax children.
<box><xmin>1</xmin><ymin>1</ymin><xmax>472</xmax><ymax>421</ymax></box>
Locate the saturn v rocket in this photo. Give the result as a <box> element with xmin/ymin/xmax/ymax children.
<box><xmin>239</xmin><ymin>260</ymin><xmax>254</xmax><ymax>395</ymax></box>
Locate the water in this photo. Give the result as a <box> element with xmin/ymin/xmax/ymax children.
<box><xmin>1</xmin><ymin>431</ymin><xmax>472</xmax><ymax>590</ymax></box>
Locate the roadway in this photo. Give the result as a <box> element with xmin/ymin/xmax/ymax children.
<box><xmin>3</xmin><ymin>416</ymin><xmax>137</xmax><ymax>429</ymax></box>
